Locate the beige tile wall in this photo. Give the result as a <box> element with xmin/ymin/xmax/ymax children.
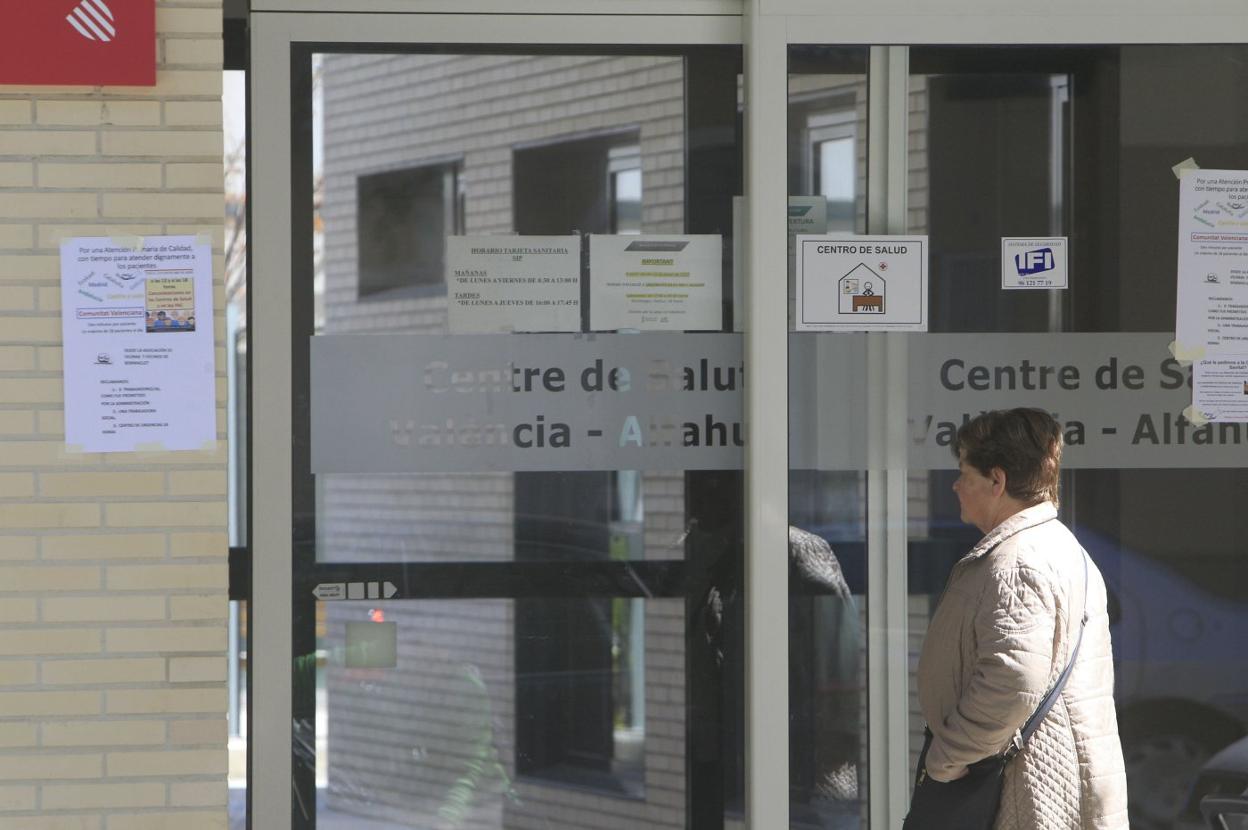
<box><xmin>0</xmin><ymin>2</ymin><xmax>228</xmax><ymax>827</ymax></box>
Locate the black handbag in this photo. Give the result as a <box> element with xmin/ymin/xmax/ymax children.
<box><xmin>902</xmin><ymin>551</ymin><xmax>1089</xmax><ymax>830</ymax></box>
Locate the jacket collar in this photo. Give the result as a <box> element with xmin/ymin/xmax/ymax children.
<box><xmin>964</xmin><ymin>501</ymin><xmax>1057</xmax><ymax>562</ymax></box>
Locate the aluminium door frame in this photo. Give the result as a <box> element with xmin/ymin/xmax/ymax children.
<box><xmin>251</xmin><ymin>5</ymin><xmax>1248</xmax><ymax>830</ymax></box>
<box><xmin>767</xmin><ymin>3</ymin><xmax>1248</xmax><ymax>829</ymax></box>
<box><xmin>249</xmin><ymin>11</ymin><xmax>782</xmax><ymax>830</ymax></box>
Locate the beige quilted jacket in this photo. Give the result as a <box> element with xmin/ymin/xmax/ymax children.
<box><xmin>916</xmin><ymin>502</ymin><xmax>1129</xmax><ymax>830</ymax></box>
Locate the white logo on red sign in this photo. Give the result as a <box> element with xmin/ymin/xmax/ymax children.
<box><xmin>66</xmin><ymin>0</ymin><xmax>116</xmax><ymax>43</ymax></box>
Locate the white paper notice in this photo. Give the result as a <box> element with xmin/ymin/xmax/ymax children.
<box><xmin>589</xmin><ymin>235</ymin><xmax>722</xmax><ymax>331</ymax></box>
<box><xmin>1193</xmin><ymin>357</ymin><xmax>1248</xmax><ymax>422</ymax></box>
<box><xmin>446</xmin><ymin>236</ymin><xmax>581</xmax><ymax>333</ymax></box>
<box><xmin>60</xmin><ymin>236</ymin><xmax>215</xmax><ymax>452</ymax></box>
<box><xmin>1001</xmin><ymin>237</ymin><xmax>1067</xmax><ymax>290</ymax></box>
<box><xmin>795</xmin><ymin>235</ymin><xmax>928</xmax><ymax>332</ymax></box>
<box><xmin>1175</xmin><ymin>169</ymin><xmax>1248</xmax><ymax>356</ymax></box>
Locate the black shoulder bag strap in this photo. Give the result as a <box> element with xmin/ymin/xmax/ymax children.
<box><xmin>1004</xmin><ymin>548</ymin><xmax>1090</xmax><ymax>761</ymax></box>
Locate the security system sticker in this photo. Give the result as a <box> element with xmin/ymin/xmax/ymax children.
<box><xmin>795</xmin><ymin>235</ymin><xmax>928</xmax><ymax>332</ymax></box>
<box><xmin>1002</xmin><ymin>237</ymin><xmax>1068</xmax><ymax>290</ymax></box>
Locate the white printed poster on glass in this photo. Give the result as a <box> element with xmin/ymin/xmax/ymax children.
<box><xmin>1174</xmin><ymin>169</ymin><xmax>1248</xmax><ymax>420</ymax></box>
<box><xmin>1193</xmin><ymin>356</ymin><xmax>1248</xmax><ymax>423</ymax></box>
<box><xmin>588</xmin><ymin>234</ymin><xmax>722</xmax><ymax>332</ymax></box>
<box><xmin>446</xmin><ymin>235</ymin><xmax>581</xmax><ymax>333</ymax></box>
<box><xmin>1174</xmin><ymin>169</ymin><xmax>1248</xmax><ymax>356</ymax></box>
<box><xmin>59</xmin><ymin>235</ymin><xmax>215</xmax><ymax>453</ymax></box>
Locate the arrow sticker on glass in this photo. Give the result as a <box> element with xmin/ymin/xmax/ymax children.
<box><xmin>312</xmin><ymin>581</ymin><xmax>398</xmax><ymax>601</ymax></box>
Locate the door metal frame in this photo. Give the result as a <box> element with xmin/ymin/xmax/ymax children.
<box><xmin>741</xmin><ymin>8</ymin><xmax>789</xmax><ymax>829</ymax></box>
<box><xmin>251</xmin><ymin>5</ymin><xmax>1248</xmax><ymax>830</ymax></box>
<box><xmin>250</xmin><ymin>12</ymin><xmax>768</xmax><ymax>830</ymax></box>
<box><xmin>770</xmin><ymin>3</ymin><xmax>1247</xmax><ymax>826</ymax></box>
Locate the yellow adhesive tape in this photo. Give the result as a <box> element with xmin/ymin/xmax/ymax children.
<box><xmin>195</xmin><ymin>233</ymin><xmax>213</xmax><ymax>247</ymax></box>
<box><xmin>1172</xmin><ymin>157</ymin><xmax>1200</xmax><ymax>179</ymax></box>
<box><xmin>110</xmin><ymin>236</ymin><xmax>144</xmax><ymax>251</ymax></box>
<box><xmin>134</xmin><ymin>441</ymin><xmax>167</xmax><ymax>452</ymax></box>
<box><xmin>198</xmin><ymin>439</ymin><xmax>219</xmax><ymax>452</ymax></box>
<box><xmin>1168</xmin><ymin>339</ymin><xmax>1206</xmax><ymax>365</ymax></box>
<box><xmin>1182</xmin><ymin>405</ymin><xmax>1210</xmax><ymax>426</ymax></box>
<box><xmin>63</xmin><ymin>443</ymin><xmax>86</xmax><ymax>454</ymax></box>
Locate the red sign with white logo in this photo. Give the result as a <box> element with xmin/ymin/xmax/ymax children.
<box><xmin>0</xmin><ymin>0</ymin><xmax>155</xmax><ymax>86</ymax></box>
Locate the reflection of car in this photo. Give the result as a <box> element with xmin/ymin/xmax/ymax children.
<box><xmin>1200</xmin><ymin>797</ymin><xmax>1248</xmax><ymax>830</ymax></box>
<box><xmin>1199</xmin><ymin>789</ymin><xmax>1248</xmax><ymax>830</ymax></box>
<box><xmin>1179</xmin><ymin>736</ymin><xmax>1248</xmax><ymax>829</ymax></box>
<box><xmin>1082</xmin><ymin>533</ymin><xmax>1248</xmax><ymax>830</ymax></box>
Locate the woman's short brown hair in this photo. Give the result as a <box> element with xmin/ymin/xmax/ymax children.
<box><xmin>952</xmin><ymin>408</ymin><xmax>1062</xmax><ymax>506</ymax></box>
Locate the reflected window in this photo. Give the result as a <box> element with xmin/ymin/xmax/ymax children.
<box><xmin>801</xmin><ymin>108</ymin><xmax>858</xmax><ymax>232</ymax></box>
<box><xmin>817</xmin><ymin>137</ymin><xmax>853</xmax><ymax>200</ymax></box>
<box><xmin>515</xmin><ymin>597</ymin><xmax>646</xmax><ymax>796</ymax></box>
<box><xmin>514</xmin><ymin>472</ymin><xmax>646</xmax><ymax>796</ymax></box>
<box><xmin>356</xmin><ymin>161</ymin><xmax>464</xmax><ymax>297</ymax></box>
<box><xmin>513</xmin><ymin>131</ymin><xmax>641</xmax><ymax>236</ymax></box>
<box><xmin>609</xmin><ymin>145</ymin><xmax>642</xmax><ymax>234</ymax></box>
<box><xmin>511</xmin><ymin>128</ymin><xmax>650</xmax><ymax>794</ymax></box>
<box><xmin>811</xmin><ymin>116</ymin><xmax>856</xmax><ymax>232</ymax></box>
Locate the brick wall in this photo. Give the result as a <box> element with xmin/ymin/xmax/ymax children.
<box><xmin>0</xmin><ymin>2</ymin><xmax>228</xmax><ymax>828</ymax></box>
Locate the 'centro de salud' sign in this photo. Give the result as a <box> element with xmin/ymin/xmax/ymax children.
<box><xmin>0</xmin><ymin>1</ymin><xmax>155</xmax><ymax>87</ymax></box>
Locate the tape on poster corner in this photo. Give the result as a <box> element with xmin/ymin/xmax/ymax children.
<box><xmin>1182</xmin><ymin>405</ymin><xmax>1210</xmax><ymax>426</ymax></box>
<box><xmin>63</xmin><ymin>443</ymin><xmax>87</xmax><ymax>454</ymax></box>
<box><xmin>1168</xmin><ymin>339</ymin><xmax>1206</xmax><ymax>365</ymax></box>
<box><xmin>110</xmin><ymin>236</ymin><xmax>144</xmax><ymax>251</ymax></box>
<box><xmin>198</xmin><ymin>439</ymin><xmax>219</xmax><ymax>452</ymax></box>
<box><xmin>1172</xmin><ymin>157</ymin><xmax>1200</xmax><ymax>179</ymax></box>
<box><xmin>194</xmin><ymin>233</ymin><xmax>213</xmax><ymax>247</ymax></box>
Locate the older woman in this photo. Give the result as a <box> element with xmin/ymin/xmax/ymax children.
<box><xmin>912</xmin><ymin>408</ymin><xmax>1128</xmax><ymax>829</ymax></box>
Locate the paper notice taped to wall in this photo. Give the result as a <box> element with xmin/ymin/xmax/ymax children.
<box><xmin>59</xmin><ymin>235</ymin><xmax>215</xmax><ymax>453</ymax></box>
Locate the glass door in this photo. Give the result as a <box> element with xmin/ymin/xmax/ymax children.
<box><xmin>251</xmin><ymin>12</ymin><xmax>752</xmax><ymax>830</ymax></box>
<box><xmin>782</xmin><ymin>39</ymin><xmax>1248</xmax><ymax>830</ymax></box>
<box><xmin>298</xmin><ymin>42</ymin><xmax>745</xmax><ymax>830</ymax></box>
<box><xmin>904</xmin><ymin>46</ymin><xmax>1248</xmax><ymax>830</ymax></box>
<box><xmin>250</xmin><ymin>9</ymin><xmax>1248</xmax><ymax>830</ymax></box>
